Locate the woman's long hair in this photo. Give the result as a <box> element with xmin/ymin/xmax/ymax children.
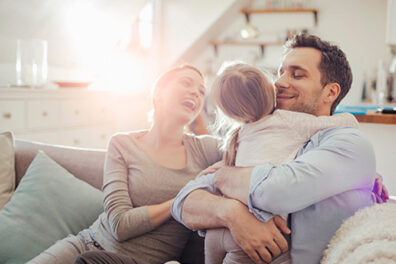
<box><xmin>211</xmin><ymin>63</ymin><xmax>275</xmax><ymax>166</ymax></box>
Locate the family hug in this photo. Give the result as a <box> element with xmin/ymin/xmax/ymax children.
<box><xmin>27</xmin><ymin>34</ymin><xmax>389</xmax><ymax>264</ymax></box>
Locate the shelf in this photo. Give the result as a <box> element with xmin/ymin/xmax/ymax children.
<box><xmin>241</xmin><ymin>8</ymin><xmax>318</xmax><ymax>25</ymax></box>
<box><xmin>241</xmin><ymin>8</ymin><xmax>318</xmax><ymax>14</ymax></box>
<box><xmin>210</xmin><ymin>41</ymin><xmax>284</xmax><ymax>46</ymax></box>
<box><xmin>355</xmin><ymin>113</ymin><xmax>396</xmax><ymax>125</ymax></box>
<box><xmin>208</xmin><ymin>7</ymin><xmax>318</xmax><ymax>57</ymax></box>
<box><xmin>210</xmin><ymin>41</ymin><xmax>284</xmax><ymax>57</ymax></box>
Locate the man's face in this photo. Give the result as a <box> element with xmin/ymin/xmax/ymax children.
<box><xmin>275</xmin><ymin>47</ymin><xmax>326</xmax><ymax>116</ymax></box>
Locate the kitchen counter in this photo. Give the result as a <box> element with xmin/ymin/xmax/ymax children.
<box><xmin>335</xmin><ymin>105</ymin><xmax>396</xmax><ymax>125</ymax></box>
<box><xmin>355</xmin><ymin>113</ymin><xmax>396</xmax><ymax>125</ymax></box>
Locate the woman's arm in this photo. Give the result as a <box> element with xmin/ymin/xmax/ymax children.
<box><xmin>147</xmin><ymin>199</ymin><xmax>174</xmax><ymax>228</ymax></box>
<box><xmin>103</xmin><ymin>135</ymin><xmax>173</xmax><ymax>242</ymax></box>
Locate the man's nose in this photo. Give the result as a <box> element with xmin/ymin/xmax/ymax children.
<box><xmin>275</xmin><ymin>76</ymin><xmax>290</xmax><ymax>90</ymax></box>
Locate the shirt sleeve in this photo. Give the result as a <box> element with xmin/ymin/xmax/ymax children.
<box><xmin>171</xmin><ymin>172</ymin><xmax>217</xmax><ymax>230</ymax></box>
<box><xmin>102</xmin><ymin>134</ymin><xmax>154</xmax><ymax>242</ymax></box>
<box><xmin>248</xmin><ymin>127</ymin><xmax>376</xmax><ymax>216</ymax></box>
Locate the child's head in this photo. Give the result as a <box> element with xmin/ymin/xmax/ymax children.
<box><xmin>211</xmin><ymin>63</ymin><xmax>276</xmax><ymax>166</ymax></box>
<box><xmin>211</xmin><ymin>63</ymin><xmax>275</xmax><ymax>124</ymax></box>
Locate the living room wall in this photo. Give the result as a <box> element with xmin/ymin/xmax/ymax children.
<box><xmin>192</xmin><ymin>0</ymin><xmax>391</xmax><ymax>106</ymax></box>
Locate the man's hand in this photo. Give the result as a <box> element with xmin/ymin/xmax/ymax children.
<box><xmin>223</xmin><ymin>200</ymin><xmax>290</xmax><ymax>264</ymax></box>
<box><xmin>214</xmin><ymin>166</ymin><xmax>253</xmax><ymax>205</ymax></box>
<box><xmin>195</xmin><ymin>160</ymin><xmax>225</xmax><ymax>179</ymax></box>
<box><xmin>373</xmin><ymin>174</ymin><xmax>389</xmax><ymax>203</ymax></box>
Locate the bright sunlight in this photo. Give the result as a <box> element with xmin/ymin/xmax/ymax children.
<box><xmin>63</xmin><ymin>1</ymin><xmax>154</xmax><ymax>93</ymax></box>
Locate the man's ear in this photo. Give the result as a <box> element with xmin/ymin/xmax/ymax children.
<box><xmin>323</xmin><ymin>83</ymin><xmax>341</xmax><ymax>104</ymax></box>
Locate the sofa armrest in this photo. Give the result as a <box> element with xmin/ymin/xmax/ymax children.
<box><xmin>388</xmin><ymin>196</ymin><xmax>396</xmax><ymax>204</ymax></box>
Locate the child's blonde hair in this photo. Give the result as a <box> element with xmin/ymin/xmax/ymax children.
<box><xmin>211</xmin><ymin>63</ymin><xmax>275</xmax><ymax>166</ymax></box>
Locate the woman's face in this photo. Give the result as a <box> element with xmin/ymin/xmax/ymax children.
<box><xmin>155</xmin><ymin>68</ymin><xmax>205</xmax><ymax>125</ymax></box>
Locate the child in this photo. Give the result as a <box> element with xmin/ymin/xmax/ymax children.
<box><xmin>204</xmin><ymin>63</ymin><xmax>358</xmax><ymax>264</ymax></box>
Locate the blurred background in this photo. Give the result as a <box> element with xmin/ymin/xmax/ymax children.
<box><xmin>0</xmin><ymin>0</ymin><xmax>395</xmax><ymax>192</ymax></box>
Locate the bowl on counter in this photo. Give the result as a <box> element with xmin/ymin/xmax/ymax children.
<box><xmin>54</xmin><ymin>81</ymin><xmax>93</xmax><ymax>88</ymax></box>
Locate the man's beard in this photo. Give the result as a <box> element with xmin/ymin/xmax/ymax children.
<box><xmin>288</xmin><ymin>102</ymin><xmax>319</xmax><ymax>115</ymax></box>
<box><xmin>287</xmin><ymin>92</ymin><xmax>323</xmax><ymax>116</ymax></box>
<box><xmin>276</xmin><ymin>87</ymin><xmax>324</xmax><ymax>116</ymax></box>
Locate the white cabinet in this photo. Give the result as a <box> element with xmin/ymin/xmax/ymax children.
<box><xmin>27</xmin><ymin>100</ymin><xmax>59</xmax><ymax>129</ymax></box>
<box><xmin>0</xmin><ymin>100</ymin><xmax>25</xmax><ymax>131</ymax></box>
<box><xmin>387</xmin><ymin>0</ymin><xmax>396</xmax><ymax>45</ymax></box>
<box><xmin>60</xmin><ymin>100</ymin><xmax>90</xmax><ymax>126</ymax></box>
<box><xmin>0</xmin><ymin>88</ymin><xmax>117</xmax><ymax>149</ymax></box>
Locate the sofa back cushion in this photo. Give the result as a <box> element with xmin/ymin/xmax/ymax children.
<box><xmin>14</xmin><ymin>140</ymin><xmax>105</xmax><ymax>190</ymax></box>
<box><xmin>0</xmin><ymin>151</ymin><xmax>104</xmax><ymax>264</ymax></box>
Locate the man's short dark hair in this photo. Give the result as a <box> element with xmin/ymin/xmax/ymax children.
<box><xmin>284</xmin><ymin>34</ymin><xmax>353</xmax><ymax>114</ymax></box>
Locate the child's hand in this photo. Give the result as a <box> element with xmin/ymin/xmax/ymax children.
<box><xmin>373</xmin><ymin>176</ymin><xmax>389</xmax><ymax>203</ymax></box>
<box><xmin>195</xmin><ymin>160</ymin><xmax>225</xmax><ymax>179</ymax></box>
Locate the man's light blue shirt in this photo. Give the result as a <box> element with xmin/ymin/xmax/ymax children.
<box><xmin>172</xmin><ymin>127</ymin><xmax>376</xmax><ymax>264</ymax></box>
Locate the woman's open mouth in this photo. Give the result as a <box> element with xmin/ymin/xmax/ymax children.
<box><xmin>181</xmin><ymin>99</ymin><xmax>196</xmax><ymax>112</ymax></box>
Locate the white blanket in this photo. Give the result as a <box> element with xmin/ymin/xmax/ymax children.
<box><xmin>321</xmin><ymin>203</ymin><xmax>396</xmax><ymax>264</ymax></box>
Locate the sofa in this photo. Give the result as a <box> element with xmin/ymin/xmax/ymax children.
<box><xmin>0</xmin><ymin>138</ymin><xmax>203</xmax><ymax>264</ymax></box>
<box><xmin>1</xmin><ymin>136</ymin><xmax>395</xmax><ymax>264</ymax></box>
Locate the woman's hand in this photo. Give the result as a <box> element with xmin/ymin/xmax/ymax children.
<box><xmin>148</xmin><ymin>199</ymin><xmax>174</xmax><ymax>228</ymax></box>
<box><xmin>195</xmin><ymin>160</ymin><xmax>225</xmax><ymax>179</ymax></box>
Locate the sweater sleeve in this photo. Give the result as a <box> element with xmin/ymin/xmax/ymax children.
<box><xmin>278</xmin><ymin>110</ymin><xmax>359</xmax><ymax>142</ymax></box>
<box><xmin>197</xmin><ymin>135</ymin><xmax>223</xmax><ymax>167</ymax></box>
<box><xmin>102</xmin><ymin>134</ymin><xmax>154</xmax><ymax>242</ymax></box>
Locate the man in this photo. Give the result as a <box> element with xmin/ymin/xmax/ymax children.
<box><xmin>171</xmin><ymin>34</ymin><xmax>388</xmax><ymax>264</ymax></box>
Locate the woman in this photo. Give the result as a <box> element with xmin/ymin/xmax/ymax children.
<box><xmin>28</xmin><ymin>65</ymin><xmax>222</xmax><ymax>264</ymax></box>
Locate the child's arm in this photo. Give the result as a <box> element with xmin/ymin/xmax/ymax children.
<box><xmin>278</xmin><ymin>110</ymin><xmax>358</xmax><ymax>142</ymax></box>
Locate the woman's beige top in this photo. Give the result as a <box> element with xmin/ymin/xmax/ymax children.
<box><xmin>90</xmin><ymin>131</ymin><xmax>222</xmax><ymax>264</ymax></box>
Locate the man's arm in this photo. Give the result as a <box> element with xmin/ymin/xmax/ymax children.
<box><xmin>171</xmin><ymin>173</ymin><xmax>290</xmax><ymax>263</ymax></box>
<box><xmin>171</xmin><ymin>172</ymin><xmax>218</xmax><ymax>229</ymax></box>
<box><xmin>181</xmin><ymin>189</ymin><xmax>232</xmax><ymax>230</ymax></box>
<box><xmin>215</xmin><ymin>127</ymin><xmax>376</xmax><ymax>215</ymax></box>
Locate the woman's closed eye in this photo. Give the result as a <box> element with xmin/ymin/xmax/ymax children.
<box><xmin>180</xmin><ymin>78</ymin><xmax>192</xmax><ymax>87</ymax></box>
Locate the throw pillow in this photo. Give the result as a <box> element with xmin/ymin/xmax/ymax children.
<box><xmin>0</xmin><ymin>131</ymin><xmax>15</xmax><ymax>209</ymax></box>
<box><xmin>0</xmin><ymin>151</ymin><xmax>104</xmax><ymax>264</ymax></box>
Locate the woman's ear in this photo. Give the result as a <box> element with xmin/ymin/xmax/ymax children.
<box><xmin>323</xmin><ymin>83</ymin><xmax>341</xmax><ymax>104</ymax></box>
